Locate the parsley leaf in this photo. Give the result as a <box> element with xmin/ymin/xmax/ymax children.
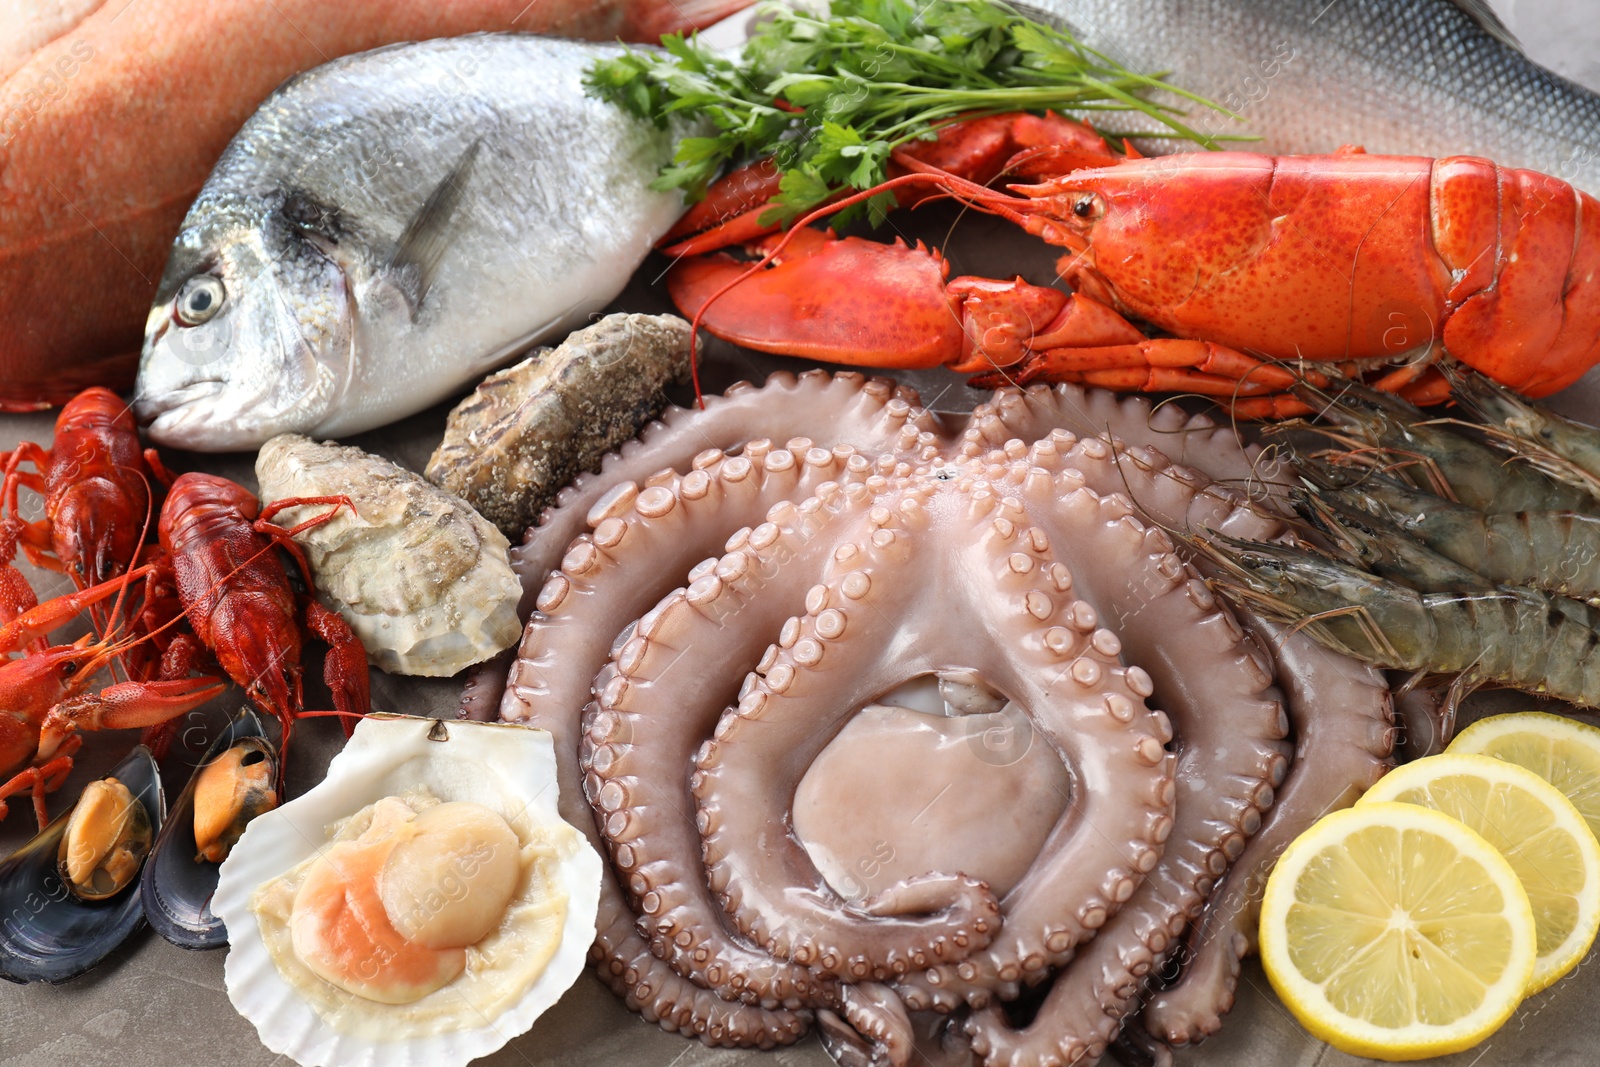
<box><xmin>585</xmin><ymin>0</ymin><xmax>1240</xmax><ymax>222</ymax></box>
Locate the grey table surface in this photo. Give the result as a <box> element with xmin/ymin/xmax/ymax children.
<box><xmin>6</xmin><ymin>0</ymin><xmax>1600</xmax><ymax>1065</ymax></box>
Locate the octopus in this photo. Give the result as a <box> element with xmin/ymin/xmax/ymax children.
<box><xmin>457</xmin><ymin>371</ymin><xmax>1397</xmax><ymax>1065</ymax></box>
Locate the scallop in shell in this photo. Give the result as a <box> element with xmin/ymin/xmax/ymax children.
<box><xmin>212</xmin><ymin>714</ymin><xmax>601</xmax><ymax>1067</ymax></box>
<box><xmin>255</xmin><ymin>436</ymin><xmax>522</xmax><ymax>676</ymax></box>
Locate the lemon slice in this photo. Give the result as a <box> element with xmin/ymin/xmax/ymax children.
<box><xmin>1450</xmin><ymin>711</ymin><xmax>1600</xmax><ymax>841</ymax></box>
<box><xmin>1260</xmin><ymin>802</ymin><xmax>1534</xmax><ymax>1061</ymax></box>
<box><xmin>1361</xmin><ymin>752</ymin><xmax>1600</xmax><ymax>993</ymax></box>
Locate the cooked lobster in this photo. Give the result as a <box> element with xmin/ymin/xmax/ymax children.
<box><xmin>665</xmin><ymin>113</ymin><xmax>1600</xmax><ymax>417</ymax></box>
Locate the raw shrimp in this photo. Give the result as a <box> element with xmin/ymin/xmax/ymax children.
<box><xmin>1448</xmin><ymin>367</ymin><xmax>1600</xmax><ymax>499</ymax></box>
<box><xmin>1317</xmin><ymin>471</ymin><xmax>1600</xmax><ymax>601</ymax></box>
<box><xmin>1201</xmin><ymin>535</ymin><xmax>1600</xmax><ymax>708</ymax></box>
<box><xmin>1273</xmin><ymin>380</ymin><xmax>1594</xmax><ymax>514</ymax></box>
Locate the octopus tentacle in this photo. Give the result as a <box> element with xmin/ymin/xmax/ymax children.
<box><xmin>515</xmin><ymin>369</ymin><xmax>940</xmax><ymax>600</ymax></box>
<box><xmin>837</xmin><ymin>983</ymin><xmax>918</xmax><ymax>1067</ymax></box>
<box><xmin>466</xmin><ymin>370</ymin><xmax>940</xmax><ymax>720</ymax></box>
<box><xmin>970</xmin><ymin>383</ymin><xmax>1287</xmax><ymax>496</ymax></box>
<box><xmin>1140</xmin><ymin>614</ymin><xmax>1393</xmax><ymax>1051</ymax></box>
<box><xmin>458</xmin><ymin>645</ymin><xmax>515</xmax><ymax>721</ymax></box>
<box><xmin>503</xmin><ymin>444</ymin><xmax>903</xmax><ymax>1036</ymax></box>
<box><xmin>587</xmin><ymin>898</ymin><xmax>811</xmax><ymax>1048</ymax></box>
<box><xmin>584</xmin><ymin>462</ymin><xmax>1003</xmax><ymax>993</ymax></box>
<box><xmin>952</xmin><ymin>441</ymin><xmax>1289</xmax><ymax>1067</ymax></box>
<box><xmin>502</xmin><ymin>657</ymin><xmax>812</xmax><ymax>1047</ymax></box>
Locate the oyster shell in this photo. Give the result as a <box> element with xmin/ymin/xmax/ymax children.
<box><xmin>212</xmin><ymin>714</ymin><xmax>601</xmax><ymax>1067</ymax></box>
<box><xmin>424</xmin><ymin>312</ymin><xmax>692</xmax><ymax>539</ymax></box>
<box><xmin>256</xmin><ymin>436</ymin><xmax>522</xmax><ymax>676</ymax></box>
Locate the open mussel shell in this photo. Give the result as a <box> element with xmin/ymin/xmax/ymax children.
<box><xmin>141</xmin><ymin>708</ymin><xmax>273</xmax><ymax>950</ymax></box>
<box><xmin>0</xmin><ymin>746</ymin><xmax>164</xmax><ymax>984</ymax></box>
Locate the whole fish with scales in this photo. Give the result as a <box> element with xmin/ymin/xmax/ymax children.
<box><xmin>134</xmin><ymin>34</ymin><xmax>697</xmax><ymax>450</ymax></box>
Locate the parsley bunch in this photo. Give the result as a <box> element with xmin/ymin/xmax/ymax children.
<box><xmin>585</xmin><ymin>0</ymin><xmax>1234</xmax><ymax>225</ymax></box>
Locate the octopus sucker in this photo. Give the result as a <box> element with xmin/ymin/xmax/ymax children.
<box><xmin>470</xmin><ymin>372</ymin><xmax>1398</xmax><ymax>1061</ymax></box>
<box><xmin>978</xmin><ymin>382</ymin><xmax>1288</xmax><ymax>495</ymax></box>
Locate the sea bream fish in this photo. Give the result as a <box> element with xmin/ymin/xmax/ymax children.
<box><xmin>134</xmin><ymin>34</ymin><xmax>694</xmax><ymax>450</ymax></box>
<box><xmin>1023</xmin><ymin>0</ymin><xmax>1600</xmax><ymax>191</ymax></box>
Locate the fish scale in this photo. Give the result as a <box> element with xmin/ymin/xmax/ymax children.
<box><xmin>1027</xmin><ymin>0</ymin><xmax>1600</xmax><ymax>192</ymax></box>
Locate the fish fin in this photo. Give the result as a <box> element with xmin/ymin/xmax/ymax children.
<box><xmin>390</xmin><ymin>138</ymin><xmax>482</xmax><ymax>316</ymax></box>
<box><xmin>1448</xmin><ymin>0</ymin><xmax>1522</xmax><ymax>52</ymax></box>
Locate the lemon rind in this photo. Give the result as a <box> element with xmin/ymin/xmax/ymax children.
<box><xmin>1451</xmin><ymin>711</ymin><xmax>1600</xmax><ymax>835</ymax></box>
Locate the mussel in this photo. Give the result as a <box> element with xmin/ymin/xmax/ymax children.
<box><xmin>193</xmin><ymin>736</ymin><xmax>277</xmax><ymax>863</ymax></box>
<box><xmin>142</xmin><ymin>708</ymin><xmax>276</xmax><ymax>950</ymax></box>
<box><xmin>0</xmin><ymin>747</ymin><xmax>165</xmax><ymax>983</ymax></box>
<box><xmin>57</xmin><ymin>777</ymin><xmax>153</xmax><ymax>900</ymax></box>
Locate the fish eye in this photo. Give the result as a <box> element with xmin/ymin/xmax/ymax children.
<box><xmin>1071</xmin><ymin>194</ymin><xmax>1104</xmax><ymax>220</ymax></box>
<box><xmin>175</xmin><ymin>274</ymin><xmax>226</xmax><ymax>326</ymax></box>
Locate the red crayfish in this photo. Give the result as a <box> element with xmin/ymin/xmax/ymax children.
<box><xmin>0</xmin><ymin>390</ymin><xmax>370</xmax><ymax>827</ymax></box>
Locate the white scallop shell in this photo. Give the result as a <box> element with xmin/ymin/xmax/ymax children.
<box><xmin>212</xmin><ymin>715</ymin><xmax>602</xmax><ymax>1067</ymax></box>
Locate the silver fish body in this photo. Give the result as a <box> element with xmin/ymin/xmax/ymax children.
<box><xmin>135</xmin><ymin>34</ymin><xmax>691</xmax><ymax>450</ymax></box>
<box><xmin>1026</xmin><ymin>0</ymin><xmax>1600</xmax><ymax>192</ymax></box>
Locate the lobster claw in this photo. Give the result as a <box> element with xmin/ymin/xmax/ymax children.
<box><xmin>667</xmin><ymin>228</ymin><xmax>965</xmax><ymax>370</ymax></box>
